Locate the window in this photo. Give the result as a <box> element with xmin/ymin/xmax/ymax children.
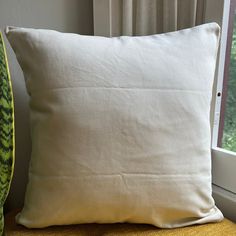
<box><xmin>219</xmin><ymin>0</ymin><xmax>236</xmax><ymax>153</ymax></box>
<box><xmin>212</xmin><ymin>0</ymin><xmax>236</xmax><ymax>195</ymax></box>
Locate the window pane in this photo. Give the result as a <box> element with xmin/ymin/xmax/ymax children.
<box><xmin>222</xmin><ymin>11</ymin><xmax>236</xmax><ymax>152</ymax></box>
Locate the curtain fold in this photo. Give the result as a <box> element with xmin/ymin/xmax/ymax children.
<box><xmin>93</xmin><ymin>0</ymin><xmax>206</xmax><ymax>36</ymax></box>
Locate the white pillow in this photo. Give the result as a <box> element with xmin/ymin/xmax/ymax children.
<box><xmin>6</xmin><ymin>23</ymin><xmax>223</xmax><ymax>228</ymax></box>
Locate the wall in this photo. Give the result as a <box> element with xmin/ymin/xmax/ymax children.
<box><xmin>0</xmin><ymin>0</ymin><xmax>94</xmax><ymax>210</ymax></box>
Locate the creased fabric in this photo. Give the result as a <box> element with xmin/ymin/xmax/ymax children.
<box><xmin>6</xmin><ymin>23</ymin><xmax>223</xmax><ymax>228</ymax></box>
<box><xmin>94</xmin><ymin>0</ymin><xmax>206</xmax><ymax>36</ymax></box>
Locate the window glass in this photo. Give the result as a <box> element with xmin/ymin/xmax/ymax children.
<box><xmin>221</xmin><ymin>9</ymin><xmax>236</xmax><ymax>152</ymax></box>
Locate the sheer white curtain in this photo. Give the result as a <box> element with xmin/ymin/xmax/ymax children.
<box><xmin>93</xmin><ymin>0</ymin><xmax>207</xmax><ymax>36</ymax></box>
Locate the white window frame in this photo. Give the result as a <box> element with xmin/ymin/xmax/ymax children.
<box><xmin>212</xmin><ymin>0</ymin><xmax>236</xmax><ymax>195</ymax></box>
<box><xmin>210</xmin><ymin>0</ymin><xmax>236</xmax><ymax>222</ymax></box>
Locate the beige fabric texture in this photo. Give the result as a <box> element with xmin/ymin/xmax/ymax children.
<box><xmin>93</xmin><ymin>0</ymin><xmax>206</xmax><ymax>36</ymax></box>
<box><xmin>6</xmin><ymin>23</ymin><xmax>223</xmax><ymax>229</ymax></box>
<box><xmin>5</xmin><ymin>210</ymin><xmax>236</xmax><ymax>236</ymax></box>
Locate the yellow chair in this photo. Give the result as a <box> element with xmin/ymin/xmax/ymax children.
<box><xmin>5</xmin><ymin>210</ymin><xmax>236</xmax><ymax>236</ymax></box>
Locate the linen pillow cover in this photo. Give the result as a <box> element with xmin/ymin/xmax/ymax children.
<box><xmin>0</xmin><ymin>31</ymin><xmax>15</xmax><ymax>235</ymax></box>
<box><xmin>6</xmin><ymin>23</ymin><xmax>223</xmax><ymax>229</ymax></box>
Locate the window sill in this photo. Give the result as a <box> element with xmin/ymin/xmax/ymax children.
<box><xmin>212</xmin><ymin>184</ymin><xmax>236</xmax><ymax>222</ymax></box>
<box><xmin>212</xmin><ymin>147</ymin><xmax>236</xmax><ymax>193</ymax></box>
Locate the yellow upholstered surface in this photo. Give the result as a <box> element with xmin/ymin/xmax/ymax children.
<box><xmin>5</xmin><ymin>210</ymin><xmax>236</xmax><ymax>236</ymax></box>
